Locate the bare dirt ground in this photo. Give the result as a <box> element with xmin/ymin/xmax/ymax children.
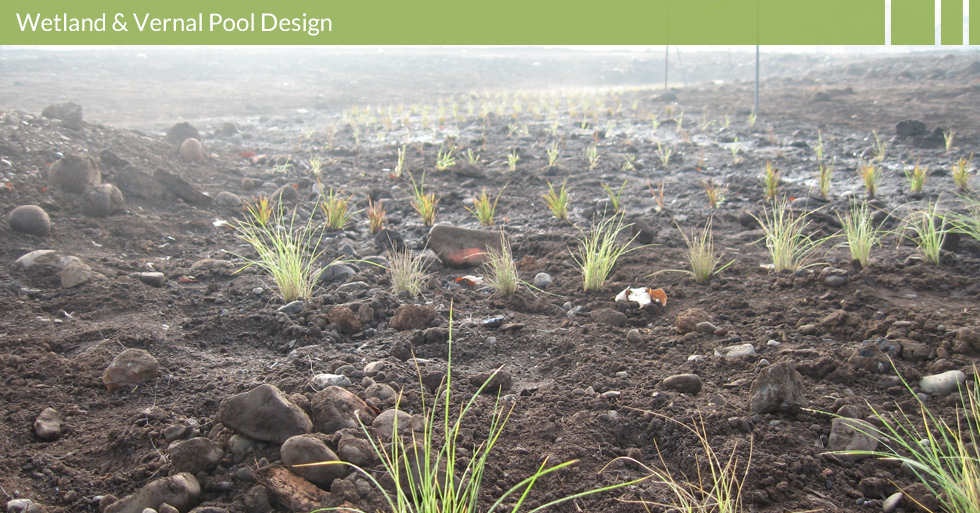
<box><xmin>2</xmin><ymin>46</ymin><xmax>980</xmax><ymax>513</ymax></box>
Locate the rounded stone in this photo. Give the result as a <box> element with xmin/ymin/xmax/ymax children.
<box><xmin>280</xmin><ymin>434</ymin><xmax>346</xmax><ymax>487</ymax></box>
<box><xmin>179</xmin><ymin>138</ymin><xmax>207</xmax><ymax>161</ymax></box>
<box><xmin>82</xmin><ymin>184</ymin><xmax>126</xmax><ymax>217</ymax></box>
<box><xmin>532</xmin><ymin>272</ymin><xmax>553</xmax><ymax>289</ymax></box>
<box><xmin>215</xmin><ymin>191</ymin><xmax>242</xmax><ymax>207</ymax></box>
<box><xmin>626</xmin><ymin>329</ymin><xmax>642</xmax><ymax>343</ymax></box>
<box><xmin>49</xmin><ymin>154</ymin><xmax>101</xmax><ymax>193</ymax></box>
<box><xmin>8</xmin><ymin>205</ymin><xmax>51</xmax><ymax>236</ymax></box>
<box><xmin>662</xmin><ymin>374</ymin><xmax>703</xmax><ymax>394</ymax></box>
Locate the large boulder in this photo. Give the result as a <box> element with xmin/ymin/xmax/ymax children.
<box><xmin>82</xmin><ymin>184</ymin><xmax>126</xmax><ymax>217</ymax></box>
<box><xmin>49</xmin><ymin>154</ymin><xmax>101</xmax><ymax>193</ymax></box>
<box><xmin>216</xmin><ymin>384</ymin><xmax>312</xmax><ymax>444</ymax></box>
<box><xmin>41</xmin><ymin>101</ymin><xmax>83</xmax><ymax>129</ymax></box>
<box><xmin>7</xmin><ymin>205</ymin><xmax>51</xmax><ymax>236</ymax></box>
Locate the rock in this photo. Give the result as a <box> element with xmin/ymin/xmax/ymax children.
<box><xmin>356</xmin><ymin>304</ymin><xmax>375</xmax><ymax>325</ymax></box>
<box><xmin>5</xmin><ymin>498</ymin><xmax>46</xmax><ymax>513</ymax></box>
<box><xmin>42</xmin><ymin>101</ymin><xmax>84</xmax><ymax>129</ymax></box>
<box><xmin>820</xmin><ymin>267</ymin><xmax>848</xmax><ymax>287</ymax></box>
<box><xmin>277</xmin><ymin>301</ymin><xmax>305</xmax><ymax>314</ymax></box>
<box><xmin>81</xmin><ymin>184</ymin><xmax>126</xmax><ymax>217</ymax></box>
<box><xmin>190</xmin><ymin>259</ymin><xmax>234</xmax><ymax>273</ymax></box>
<box><xmin>321</xmin><ymin>264</ymin><xmax>356</xmax><ymax>283</ymax></box>
<box><xmin>826</xmin><ymin>418</ymin><xmax>879</xmax><ymax>462</ymax></box>
<box><xmin>676</xmin><ymin>308</ymin><xmax>710</xmax><ymax>334</ymax></box>
<box><xmin>59</xmin><ymin>261</ymin><xmax>93</xmax><ymax>288</ymax></box>
<box><xmin>662</xmin><ymin>374</ymin><xmax>702</xmax><ymax>394</ymax></box>
<box><xmin>310</xmin><ymin>386</ymin><xmax>376</xmax><ymax>434</ymax></box>
<box><xmin>469</xmin><ymin>370</ymin><xmax>512</xmax><ymax>394</ymax></box>
<box><xmin>748</xmin><ymin>362</ymin><xmax>808</xmax><ymax>413</ymax></box>
<box><xmin>913</xmin><ymin>127</ymin><xmax>946</xmax><ymax>149</ymax></box>
<box><xmin>179</xmin><ymin>138</ymin><xmax>207</xmax><ymax>162</ymax></box>
<box><xmin>427</xmin><ymin>225</ymin><xmax>509</xmax><ymax>268</ymax></box>
<box><xmin>153</xmin><ymin>168</ymin><xmax>212</xmax><ymax>206</ymax></box>
<box><xmin>136</xmin><ymin>272</ymin><xmax>167</xmax><ymax>287</ymax></box>
<box><xmin>49</xmin><ymin>154</ymin><xmax>101</xmax><ymax>193</ymax></box>
<box><xmin>102</xmin><ymin>348</ymin><xmax>159</xmax><ymax>392</ymax></box>
<box><xmin>629</xmin><ymin>217</ymin><xmax>657</xmax><ymax>244</ymax></box>
<box><xmin>389</xmin><ymin>339</ymin><xmax>413</xmax><ymax>361</ymax></box>
<box><xmin>216</xmin><ymin>122</ymin><xmax>239</xmax><ymax>137</ymax></box>
<box><xmin>955</xmin><ymin>326</ymin><xmax>980</xmax><ymax>353</ymax></box>
<box><xmin>903</xmin><ymin>483</ymin><xmax>942</xmax><ymax>513</ymax></box>
<box><xmin>532</xmin><ymin>273</ymin><xmax>552</xmax><ymax>289</ymax></box>
<box><xmin>214</xmin><ymin>191</ymin><xmax>242</xmax><ymax>207</ymax></box>
<box><xmin>716</xmin><ymin>343</ymin><xmax>756</xmax><ymax>358</ymax></box>
<box><xmin>16</xmin><ymin>250</ymin><xmax>77</xmax><ymax>272</ymax></box>
<box><xmin>371</xmin><ymin>409</ymin><xmax>413</xmax><ymax>437</ymax></box>
<box><xmin>810</xmin><ymin>91</ymin><xmax>832</xmax><ymax>102</ymax></box>
<box><xmin>7</xmin><ymin>205</ymin><xmax>51</xmax><ymax>236</ymax></box>
<box><xmin>799</xmin><ymin>324</ymin><xmax>818</xmax><ymax>336</ymax></box>
<box><xmin>375</xmin><ymin>228</ymin><xmax>406</xmax><ymax>253</ymax></box>
<box><xmin>695</xmin><ymin>321</ymin><xmax>717</xmax><ymax>334</ymax></box>
<box><xmin>328</xmin><ymin>306</ymin><xmax>362</xmax><ymax>334</ymax></box>
<box><xmin>820</xmin><ymin>309</ymin><xmax>860</xmax><ymax>332</ymax></box>
<box><xmin>100</xmin><ymin>149</ymin><xmax>131</xmax><ymax>169</ymax></box>
<box><xmin>166</xmin><ymin>122</ymin><xmax>200</xmax><ymax>145</ymax></box>
<box><xmin>103</xmin><ymin>473</ymin><xmax>200</xmax><ymax>513</ymax></box>
<box><xmin>168</xmin><ymin>437</ymin><xmax>223</xmax><ymax>474</ymax></box>
<box><xmin>115</xmin><ymin>166</ymin><xmax>173</xmax><ymax>201</ymax></box>
<box><xmin>337</xmin><ymin>435</ymin><xmax>375</xmax><ymax>467</ymax></box>
<box><xmin>33</xmin><ymin>407</ymin><xmax>63</xmax><ymax>441</ymax></box>
<box><xmin>848</xmin><ymin>340</ymin><xmax>889</xmax><ymax>373</ymax></box>
<box><xmin>837</xmin><ymin>404</ymin><xmax>863</xmax><ymax>419</ymax></box>
<box><xmin>626</xmin><ymin>329</ymin><xmax>642</xmax><ymax>343</ymax></box>
<box><xmin>895</xmin><ymin>119</ymin><xmax>927</xmax><ymax>138</ymax></box>
<box><xmin>243</xmin><ymin>485</ymin><xmax>271</xmax><ymax>513</ymax></box>
<box><xmin>280</xmin><ymin>434</ymin><xmax>345</xmax><ymax>487</ymax></box>
<box><xmin>311</xmin><ymin>374</ymin><xmax>352</xmax><ymax>389</ymax></box>
<box><xmin>882</xmin><ymin>492</ymin><xmax>903</xmax><ymax>513</ymax></box>
<box><xmin>658</xmin><ymin>91</ymin><xmax>678</xmax><ymax>102</ymax></box>
<box><xmin>919</xmin><ymin>370</ymin><xmax>966</xmax><ymax>395</ymax></box>
<box><xmin>216</xmin><ymin>384</ymin><xmax>312</xmax><ymax>444</ymax></box>
<box><xmin>389</xmin><ymin>304</ymin><xmax>436</xmax><ymax>331</ymax></box>
<box><xmin>591</xmin><ymin>308</ymin><xmax>627</xmax><ymax>328</ymax></box>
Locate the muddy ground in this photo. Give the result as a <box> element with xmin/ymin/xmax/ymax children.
<box><xmin>2</xmin><ymin>46</ymin><xmax>980</xmax><ymax>513</ymax></box>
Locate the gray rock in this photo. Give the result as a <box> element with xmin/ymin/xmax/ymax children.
<box><xmin>82</xmin><ymin>184</ymin><xmax>126</xmax><ymax>217</ymax></box>
<box><xmin>7</xmin><ymin>205</ymin><xmax>51</xmax><ymax>236</ymax></box>
<box><xmin>749</xmin><ymin>362</ymin><xmax>808</xmax><ymax>413</ymax></box>
<box><xmin>102</xmin><ymin>348</ymin><xmax>159</xmax><ymax>392</ymax></box>
<box><xmin>310</xmin><ymin>386</ymin><xmax>376</xmax><ymax>434</ymax></box>
<box><xmin>591</xmin><ymin>308</ymin><xmax>627</xmax><ymax>328</ymax></box>
<box><xmin>799</xmin><ymin>324</ymin><xmax>818</xmax><ymax>336</ymax></box>
<box><xmin>883</xmin><ymin>492</ymin><xmax>903</xmax><ymax>513</ymax></box>
<box><xmin>715</xmin><ymin>343</ymin><xmax>756</xmax><ymax>358</ymax></box>
<box><xmin>214</xmin><ymin>191</ymin><xmax>242</xmax><ymax>207</ymax></box>
<box><xmin>311</xmin><ymin>374</ymin><xmax>352</xmax><ymax>389</ymax></box>
<box><xmin>103</xmin><ymin>473</ymin><xmax>200</xmax><ymax>513</ymax></box>
<box><xmin>216</xmin><ymin>384</ymin><xmax>312</xmax><ymax>444</ymax></box>
<box><xmin>919</xmin><ymin>370</ymin><xmax>966</xmax><ymax>396</ymax></box>
<box><xmin>820</xmin><ymin>267</ymin><xmax>848</xmax><ymax>288</ymax></box>
<box><xmin>338</xmin><ymin>435</ymin><xmax>375</xmax><ymax>467</ymax></box>
<box><xmin>136</xmin><ymin>272</ymin><xmax>167</xmax><ymax>288</ymax></box>
<box><xmin>49</xmin><ymin>154</ymin><xmax>101</xmax><ymax>193</ymax></box>
<box><xmin>33</xmin><ymin>408</ymin><xmax>63</xmax><ymax>441</ymax></box>
<box><xmin>827</xmin><ymin>418</ymin><xmax>879</xmax><ymax>462</ymax></box>
<box><xmin>695</xmin><ymin>321</ymin><xmax>717</xmax><ymax>334</ymax></box>
<box><xmin>168</xmin><ymin>437</ymin><xmax>223</xmax><ymax>474</ymax></box>
<box><xmin>227</xmin><ymin>434</ymin><xmax>261</xmax><ymax>458</ymax></box>
<box><xmin>371</xmin><ymin>409</ymin><xmax>413</xmax><ymax>437</ymax></box>
<box><xmin>115</xmin><ymin>166</ymin><xmax>173</xmax><ymax>201</ymax></box>
<box><xmin>532</xmin><ymin>273</ymin><xmax>552</xmax><ymax>289</ymax></box>
<box><xmin>59</xmin><ymin>261</ymin><xmax>93</xmax><ymax>288</ymax></box>
<box><xmin>166</xmin><ymin>122</ymin><xmax>200</xmax><ymax>144</ymax></box>
<box><xmin>896</xmin><ymin>119</ymin><xmax>927</xmax><ymax>138</ymax></box>
<box><xmin>277</xmin><ymin>301</ymin><xmax>305</xmax><ymax>314</ymax></box>
<box><xmin>153</xmin><ymin>168</ymin><xmax>212</xmax><ymax>206</ymax></box>
<box><xmin>626</xmin><ymin>329</ymin><xmax>642</xmax><ymax>343</ymax></box>
<box><xmin>41</xmin><ymin>101</ymin><xmax>83</xmax><ymax>129</ymax></box>
<box><xmin>280</xmin><ymin>434</ymin><xmax>345</xmax><ymax>487</ymax></box>
<box><xmin>179</xmin><ymin>138</ymin><xmax>207</xmax><ymax>162</ymax></box>
<box><xmin>427</xmin><ymin>225</ymin><xmax>509</xmax><ymax>268</ymax></box>
<box><xmin>5</xmin><ymin>498</ymin><xmax>46</xmax><ymax>513</ymax></box>
<box><xmin>662</xmin><ymin>374</ymin><xmax>702</xmax><ymax>394</ymax></box>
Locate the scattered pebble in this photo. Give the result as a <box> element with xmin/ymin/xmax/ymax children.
<box><xmin>919</xmin><ymin>370</ymin><xmax>966</xmax><ymax>395</ymax></box>
<box><xmin>278</xmin><ymin>300</ymin><xmax>305</xmax><ymax>314</ymax></box>
<box><xmin>311</xmin><ymin>373</ymin><xmax>352</xmax><ymax>389</ymax></box>
<box><xmin>33</xmin><ymin>407</ymin><xmax>63</xmax><ymax>441</ymax></box>
<box><xmin>715</xmin><ymin>343</ymin><xmax>756</xmax><ymax>358</ymax></box>
<box><xmin>695</xmin><ymin>321</ymin><xmax>717</xmax><ymax>334</ymax></box>
<box><xmin>532</xmin><ymin>272</ymin><xmax>553</xmax><ymax>289</ymax></box>
<box><xmin>662</xmin><ymin>374</ymin><xmax>702</xmax><ymax>394</ymax></box>
<box><xmin>7</xmin><ymin>205</ymin><xmax>52</xmax><ymax>236</ymax></box>
<box><xmin>882</xmin><ymin>492</ymin><xmax>903</xmax><ymax>513</ymax></box>
<box><xmin>626</xmin><ymin>329</ymin><xmax>642</xmax><ymax>343</ymax></box>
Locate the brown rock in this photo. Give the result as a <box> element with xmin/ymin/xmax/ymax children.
<box><xmin>179</xmin><ymin>138</ymin><xmax>207</xmax><ymax>162</ymax></box>
<box><xmin>327</xmin><ymin>306</ymin><xmax>362</xmax><ymax>334</ymax></box>
<box><xmin>676</xmin><ymin>308</ymin><xmax>710</xmax><ymax>334</ymax></box>
<box><xmin>7</xmin><ymin>205</ymin><xmax>51</xmax><ymax>236</ymax></box>
<box><xmin>102</xmin><ymin>348</ymin><xmax>159</xmax><ymax>392</ymax></box>
<box><xmin>389</xmin><ymin>304</ymin><xmax>436</xmax><ymax>331</ymax></box>
<box><xmin>49</xmin><ymin>154</ymin><xmax>101</xmax><ymax>193</ymax></box>
<box><xmin>310</xmin><ymin>386</ymin><xmax>376</xmax><ymax>434</ymax></box>
<box><xmin>153</xmin><ymin>168</ymin><xmax>212</xmax><ymax>206</ymax></box>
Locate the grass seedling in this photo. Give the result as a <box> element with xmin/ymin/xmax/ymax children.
<box><xmin>366</xmin><ymin>198</ymin><xmax>386</xmax><ymax>234</ymax></box>
<box><xmin>318</xmin><ymin>188</ymin><xmax>355</xmax><ymax>230</ymax></box>
<box><xmin>828</xmin><ymin>364</ymin><xmax>980</xmax><ymax>513</ymax></box>
<box><xmin>244</xmin><ymin>195</ymin><xmax>274</xmax><ymax>227</ymax></box>
<box><xmin>484</xmin><ymin>238</ymin><xmax>519</xmax><ymax>296</ymax></box>
<box><xmin>393</xmin><ymin>145</ymin><xmax>407</xmax><ymax>178</ymax></box>
<box><xmin>601</xmin><ymin>180</ymin><xmax>628</xmax><ymax>213</ymax></box>
<box><xmin>903</xmin><ymin>202</ymin><xmax>948</xmax><ymax>265</ymax></box>
<box><xmin>308</xmin><ymin>154</ymin><xmax>324</xmax><ymax>177</ymax></box>
<box><xmin>545</xmin><ymin>142</ymin><xmax>560</xmax><ymax>168</ymax></box>
<box><xmin>585</xmin><ymin>143</ymin><xmax>600</xmax><ymax>169</ymax></box>
<box><xmin>306</xmin><ymin>307</ymin><xmax>639</xmax><ymax>513</ymax></box>
<box><xmin>701</xmin><ymin>179</ymin><xmax>725</xmax><ymax>209</ymax></box>
<box><xmin>435</xmin><ymin>143</ymin><xmax>456</xmax><ymax>171</ymax></box>
<box><xmin>386</xmin><ymin>248</ymin><xmax>430</xmax><ymax>297</ymax></box>
<box><xmin>465</xmin><ymin>187</ymin><xmax>505</xmax><ymax>227</ymax></box>
<box><xmin>872</xmin><ymin>130</ymin><xmax>887</xmax><ymax>162</ymax></box>
<box><xmin>649</xmin><ymin>180</ymin><xmax>665</xmax><ymax>213</ymax></box>
<box><xmin>622</xmin><ymin>153</ymin><xmax>637</xmax><ymax>171</ymax></box>
<box><xmin>859</xmin><ymin>161</ymin><xmax>883</xmax><ymax>199</ymax></box>
<box><xmin>944</xmin><ymin>128</ymin><xmax>955</xmax><ymax>152</ymax></box>
<box><xmin>506</xmin><ymin>149</ymin><xmax>520</xmax><ymax>172</ymax></box>
<box><xmin>949</xmin><ymin>193</ymin><xmax>980</xmax><ymax>243</ymax></box>
<box><xmin>762</xmin><ymin>161</ymin><xmax>779</xmax><ymax>200</ymax></box>
<box><xmin>677</xmin><ymin>218</ymin><xmax>732</xmax><ymax>283</ymax></box>
<box><xmin>817</xmin><ymin>159</ymin><xmax>834</xmax><ymax>199</ymax></box>
<box><xmin>730</xmin><ymin>137</ymin><xmax>742</xmax><ymax>165</ymax></box>
<box><xmin>543</xmin><ymin>180</ymin><xmax>570</xmax><ymax>221</ymax></box>
<box><xmin>953</xmin><ymin>155</ymin><xmax>973</xmax><ymax>191</ymax></box>
<box><xmin>233</xmin><ymin>205</ymin><xmax>330</xmax><ymax>303</ymax></box>
<box><xmin>650</xmin><ymin>115</ymin><xmax>660</xmax><ymax>131</ymax></box>
<box><xmin>409</xmin><ymin>172</ymin><xmax>439</xmax><ymax>226</ymax></box>
<box><xmin>905</xmin><ymin>162</ymin><xmax>929</xmax><ymax>194</ymax></box>
<box><xmin>623</xmin><ymin>412</ymin><xmax>751</xmax><ymax>513</ymax></box>
<box><xmin>837</xmin><ymin>201</ymin><xmax>886</xmax><ymax>269</ymax></box>
<box><xmin>751</xmin><ymin>200</ymin><xmax>829</xmax><ymax>272</ymax></box>
<box><xmin>655</xmin><ymin>141</ymin><xmax>672</xmax><ymax>168</ymax></box>
<box><xmin>747</xmin><ymin>112</ymin><xmax>757</xmax><ymax>127</ymax></box>
<box><xmin>814</xmin><ymin>132</ymin><xmax>825</xmax><ymax>163</ymax></box>
<box><xmin>465</xmin><ymin>149</ymin><xmax>481</xmax><ymax>165</ymax></box>
<box><xmin>571</xmin><ymin>214</ymin><xmax>638</xmax><ymax>291</ymax></box>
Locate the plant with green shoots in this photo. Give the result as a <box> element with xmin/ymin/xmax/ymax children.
<box><xmin>905</xmin><ymin>162</ymin><xmax>929</xmax><ymax>194</ymax></box>
<box><xmin>751</xmin><ymin>200</ymin><xmax>829</xmax><ymax>272</ymax></box>
<box><xmin>676</xmin><ymin>218</ymin><xmax>732</xmax><ymax>283</ymax></box>
<box><xmin>730</xmin><ymin>137</ymin><xmax>742</xmax><ymax>165</ymax></box>
<box><xmin>817</xmin><ymin>158</ymin><xmax>835</xmax><ymax>199</ymax></box>
<box><xmin>393</xmin><ymin>145</ymin><xmax>407</xmax><ymax>178</ymax></box>
<box><xmin>435</xmin><ymin>143</ymin><xmax>456</xmax><ymax>171</ymax></box>
<box><xmin>655</xmin><ymin>141</ymin><xmax>672</xmax><ymax>168</ymax></box>
<box><xmin>318</xmin><ymin>188</ymin><xmax>355</xmax><ymax>230</ymax></box>
<box><xmin>944</xmin><ymin>128</ymin><xmax>955</xmax><ymax>152</ymax></box>
<box><xmin>543</xmin><ymin>180</ymin><xmax>570</xmax><ymax>221</ymax></box>
<box><xmin>949</xmin><ymin>192</ymin><xmax>980</xmax><ymax>243</ymax></box>
<box><xmin>601</xmin><ymin>180</ymin><xmax>628</xmax><ymax>213</ymax></box>
<box><xmin>622</xmin><ymin>153</ymin><xmax>637</xmax><ymax>171</ymax></box>
<box><xmin>386</xmin><ymin>248</ymin><xmax>430</xmax><ymax>297</ymax></box>
<box><xmin>545</xmin><ymin>142</ymin><xmax>560</xmax><ymax>168</ymax></box>
<box><xmin>308</xmin><ymin>154</ymin><xmax>324</xmax><ymax>177</ymax></box>
<box><xmin>903</xmin><ymin>202</ymin><xmax>948</xmax><ymax>265</ymax></box>
<box><xmin>484</xmin><ymin>238</ymin><xmax>519</xmax><ymax>296</ymax></box>
<box><xmin>859</xmin><ymin>161</ymin><xmax>883</xmax><ymax>199</ymax></box>
<box><xmin>506</xmin><ymin>150</ymin><xmax>520</xmax><ymax>172</ymax></box>
<box><xmin>465</xmin><ymin>149</ymin><xmax>481</xmax><ymax>165</ymax></box>
<box><xmin>747</xmin><ymin>112</ymin><xmax>757</xmax><ymax>127</ymax></box>
<box><xmin>585</xmin><ymin>144</ymin><xmax>600</xmax><ymax>169</ymax></box>
<box><xmin>953</xmin><ymin>155</ymin><xmax>973</xmax><ymax>190</ymax></box>
<box><xmin>872</xmin><ymin>130</ymin><xmax>887</xmax><ymax>162</ymax></box>
<box><xmin>702</xmin><ymin>179</ymin><xmax>725</xmax><ymax>209</ymax></box>
<box><xmin>814</xmin><ymin>132</ymin><xmax>825</xmax><ymax>163</ymax></box>
<box><xmin>571</xmin><ymin>214</ymin><xmax>638</xmax><ymax>291</ymax></box>
<box><xmin>649</xmin><ymin>180</ymin><xmax>665</xmax><ymax>213</ymax></box>
<box><xmin>464</xmin><ymin>187</ymin><xmax>505</xmax><ymax>227</ymax></box>
<box><xmin>837</xmin><ymin>201</ymin><xmax>887</xmax><ymax>269</ymax></box>
<box><xmin>244</xmin><ymin>196</ymin><xmax>274</xmax><ymax>227</ymax></box>
<box><xmin>366</xmin><ymin>198</ymin><xmax>385</xmax><ymax>234</ymax></box>
<box><xmin>408</xmin><ymin>172</ymin><xmax>439</xmax><ymax>226</ymax></box>
<box><xmin>762</xmin><ymin>161</ymin><xmax>779</xmax><ymax>200</ymax></box>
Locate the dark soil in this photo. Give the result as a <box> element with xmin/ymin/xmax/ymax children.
<box><xmin>2</xmin><ymin>46</ymin><xmax>980</xmax><ymax>513</ymax></box>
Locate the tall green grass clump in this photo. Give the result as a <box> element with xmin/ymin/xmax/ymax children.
<box><xmin>677</xmin><ymin>218</ymin><xmax>732</xmax><ymax>283</ymax></box>
<box><xmin>903</xmin><ymin>202</ymin><xmax>948</xmax><ymax>265</ymax></box>
<box><xmin>751</xmin><ymin>200</ymin><xmax>829</xmax><ymax>272</ymax></box>
<box><xmin>572</xmin><ymin>214</ymin><xmax>637</xmax><ymax>291</ymax></box>
<box><xmin>837</xmin><ymin>201</ymin><xmax>887</xmax><ymax>269</ymax></box>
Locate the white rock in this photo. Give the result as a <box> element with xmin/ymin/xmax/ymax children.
<box><xmin>919</xmin><ymin>370</ymin><xmax>966</xmax><ymax>396</ymax></box>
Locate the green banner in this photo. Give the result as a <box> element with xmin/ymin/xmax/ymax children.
<box><xmin>0</xmin><ymin>0</ymin><xmax>967</xmax><ymax>45</ymax></box>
